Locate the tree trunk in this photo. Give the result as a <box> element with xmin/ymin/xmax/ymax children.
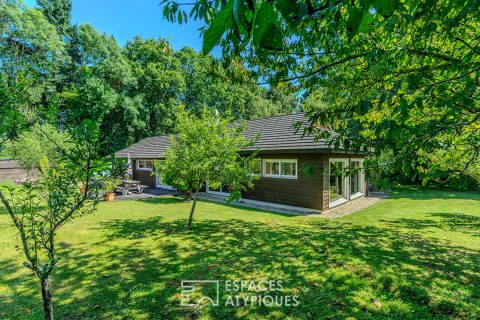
<box><xmin>41</xmin><ymin>277</ymin><xmax>53</xmax><ymax>320</ymax></box>
<box><xmin>187</xmin><ymin>184</ymin><xmax>201</xmax><ymax>229</ymax></box>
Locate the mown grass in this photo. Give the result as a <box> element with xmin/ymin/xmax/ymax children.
<box><xmin>0</xmin><ymin>186</ymin><xmax>479</xmax><ymax>319</ymax></box>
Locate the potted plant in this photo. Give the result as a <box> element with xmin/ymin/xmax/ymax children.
<box><xmin>78</xmin><ymin>182</ymin><xmax>86</xmax><ymax>195</ymax></box>
<box><xmin>102</xmin><ymin>176</ymin><xmax>120</xmax><ymax>201</ymax></box>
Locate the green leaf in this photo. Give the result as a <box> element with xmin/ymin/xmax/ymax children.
<box><xmin>407</xmin><ymin>74</ymin><xmax>421</xmax><ymax>90</ymax></box>
<box><xmin>252</xmin><ymin>2</ymin><xmax>283</xmax><ymax>50</ymax></box>
<box><xmin>233</xmin><ymin>0</ymin><xmax>249</xmax><ymax>36</ymax></box>
<box><xmin>374</xmin><ymin>0</ymin><xmax>398</xmax><ymax>17</ymax></box>
<box><xmin>178</xmin><ymin>10</ymin><xmax>183</xmax><ymax>24</ymax></box>
<box><xmin>347</xmin><ymin>6</ymin><xmax>363</xmax><ymax>36</ymax></box>
<box><xmin>259</xmin><ymin>23</ymin><xmax>283</xmax><ymax>50</ymax></box>
<box><xmin>276</xmin><ymin>0</ymin><xmax>307</xmax><ymax>27</ymax></box>
<box><xmin>358</xmin><ymin>12</ymin><xmax>375</xmax><ymax>33</ymax></box>
<box><xmin>202</xmin><ymin>0</ymin><xmax>235</xmax><ymax>53</ymax></box>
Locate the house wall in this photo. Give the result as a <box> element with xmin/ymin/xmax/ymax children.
<box><xmin>0</xmin><ymin>159</ymin><xmax>34</xmax><ymax>182</ymax></box>
<box><xmin>132</xmin><ymin>160</ymin><xmax>156</xmax><ymax>187</ymax></box>
<box><xmin>242</xmin><ymin>153</ymin><xmax>327</xmax><ymax>210</ymax></box>
<box><xmin>128</xmin><ymin>153</ymin><xmax>366</xmax><ymax>211</ymax></box>
<box><xmin>241</xmin><ymin>152</ymin><xmax>366</xmax><ymax>211</ymax></box>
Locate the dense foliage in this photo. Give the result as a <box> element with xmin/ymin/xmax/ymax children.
<box><xmin>3</xmin><ymin>123</ymin><xmax>71</xmax><ymax>171</ymax></box>
<box><xmin>162</xmin><ymin>0</ymin><xmax>480</xmax><ymax>187</ymax></box>
<box><xmin>0</xmin><ymin>0</ymin><xmax>298</xmax><ymax>159</ymax></box>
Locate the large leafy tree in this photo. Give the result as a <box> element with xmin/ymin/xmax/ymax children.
<box><xmin>36</xmin><ymin>0</ymin><xmax>72</xmax><ymax>35</ymax></box>
<box><xmin>177</xmin><ymin>46</ymin><xmax>298</xmax><ymax>119</ymax></box>
<box><xmin>59</xmin><ymin>24</ymin><xmax>143</xmax><ymax>155</ymax></box>
<box><xmin>162</xmin><ymin>0</ymin><xmax>480</xmax><ymax>183</ymax></box>
<box><xmin>123</xmin><ymin>37</ymin><xmax>185</xmax><ymax>136</ymax></box>
<box><xmin>124</xmin><ymin>38</ymin><xmax>298</xmax><ymax>135</ymax></box>
<box><xmin>0</xmin><ymin>0</ymin><xmax>65</xmax><ymax>145</ymax></box>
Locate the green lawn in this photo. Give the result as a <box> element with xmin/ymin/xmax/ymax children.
<box><xmin>1</xmin><ymin>186</ymin><xmax>479</xmax><ymax>319</ymax></box>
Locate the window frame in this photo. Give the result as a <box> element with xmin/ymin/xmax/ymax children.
<box><xmin>328</xmin><ymin>158</ymin><xmax>349</xmax><ymax>207</ymax></box>
<box><xmin>349</xmin><ymin>158</ymin><xmax>365</xmax><ymax>199</ymax></box>
<box><xmin>136</xmin><ymin>159</ymin><xmax>154</xmax><ymax>171</ymax></box>
<box><xmin>262</xmin><ymin>159</ymin><xmax>298</xmax><ymax>179</ymax></box>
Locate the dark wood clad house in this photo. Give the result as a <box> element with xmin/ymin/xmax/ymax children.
<box><xmin>115</xmin><ymin>113</ymin><xmax>366</xmax><ymax>211</ymax></box>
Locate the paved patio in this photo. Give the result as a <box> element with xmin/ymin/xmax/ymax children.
<box><xmin>199</xmin><ymin>192</ymin><xmax>388</xmax><ymax>217</ymax></box>
<box><xmin>319</xmin><ymin>194</ymin><xmax>386</xmax><ymax>218</ymax></box>
<box><xmin>198</xmin><ymin>192</ymin><xmax>322</xmax><ymax>215</ymax></box>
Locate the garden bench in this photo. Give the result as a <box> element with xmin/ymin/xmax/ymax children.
<box><xmin>116</xmin><ymin>180</ymin><xmax>147</xmax><ymax>195</ymax></box>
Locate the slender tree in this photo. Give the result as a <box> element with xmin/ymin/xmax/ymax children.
<box><xmin>0</xmin><ymin>122</ymin><xmax>106</xmax><ymax>320</ymax></box>
<box><xmin>154</xmin><ymin>108</ymin><xmax>258</xmax><ymax>228</ymax></box>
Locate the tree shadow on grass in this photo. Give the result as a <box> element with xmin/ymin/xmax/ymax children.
<box><xmin>388</xmin><ymin>185</ymin><xmax>480</xmax><ymax>201</ymax></box>
<box><xmin>2</xmin><ymin>216</ymin><xmax>480</xmax><ymax>319</ymax></box>
<box><xmin>382</xmin><ymin>212</ymin><xmax>480</xmax><ymax>237</ymax></box>
<box><xmin>138</xmin><ymin>197</ymin><xmax>185</xmax><ymax>205</ymax></box>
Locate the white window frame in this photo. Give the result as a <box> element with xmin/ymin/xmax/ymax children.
<box><xmin>328</xmin><ymin>158</ymin><xmax>349</xmax><ymax>207</ymax></box>
<box><xmin>136</xmin><ymin>159</ymin><xmax>154</xmax><ymax>171</ymax></box>
<box><xmin>262</xmin><ymin>159</ymin><xmax>298</xmax><ymax>179</ymax></box>
<box><xmin>349</xmin><ymin>158</ymin><xmax>365</xmax><ymax>199</ymax></box>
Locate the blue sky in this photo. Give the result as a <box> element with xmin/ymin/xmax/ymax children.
<box><xmin>23</xmin><ymin>0</ymin><xmax>206</xmax><ymax>51</ymax></box>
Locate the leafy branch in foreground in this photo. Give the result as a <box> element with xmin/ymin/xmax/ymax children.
<box><xmin>162</xmin><ymin>0</ymin><xmax>480</xmax><ymax>185</ymax></box>
<box><xmin>0</xmin><ymin>122</ymin><xmax>106</xmax><ymax>320</ymax></box>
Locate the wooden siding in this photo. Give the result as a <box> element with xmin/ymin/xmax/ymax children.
<box><xmin>242</xmin><ymin>154</ymin><xmax>326</xmax><ymax>210</ymax></box>
<box><xmin>0</xmin><ymin>159</ymin><xmax>34</xmax><ymax>182</ymax></box>
<box><xmin>132</xmin><ymin>160</ymin><xmax>156</xmax><ymax>187</ymax></box>
<box><xmin>129</xmin><ymin>153</ymin><xmax>365</xmax><ymax>210</ymax></box>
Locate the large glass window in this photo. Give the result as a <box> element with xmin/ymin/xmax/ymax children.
<box><xmin>263</xmin><ymin>160</ymin><xmax>297</xmax><ymax>178</ymax></box>
<box><xmin>350</xmin><ymin>160</ymin><xmax>363</xmax><ymax>195</ymax></box>
<box><xmin>137</xmin><ymin>160</ymin><xmax>153</xmax><ymax>170</ymax></box>
<box><xmin>329</xmin><ymin>160</ymin><xmax>346</xmax><ymax>203</ymax></box>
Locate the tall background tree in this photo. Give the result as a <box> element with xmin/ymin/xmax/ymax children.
<box><xmin>0</xmin><ymin>0</ymin><xmax>65</xmax><ymax>145</ymax></box>
<box><xmin>37</xmin><ymin>0</ymin><xmax>72</xmax><ymax>35</ymax></box>
<box><xmin>1</xmin><ymin>0</ymin><xmax>298</xmax><ymax>158</ymax></box>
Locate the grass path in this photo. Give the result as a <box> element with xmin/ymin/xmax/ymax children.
<box><xmin>0</xmin><ymin>186</ymin><xmax>479</xmax><ymax>319</ymax></box>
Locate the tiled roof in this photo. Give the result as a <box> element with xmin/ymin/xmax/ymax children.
<box><xmin>115</xmin><ymin>113</ymin><xmax>334</xmax><ymax>158</ymax></box>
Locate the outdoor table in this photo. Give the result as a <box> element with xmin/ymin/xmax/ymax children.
<box><xmin>118</xmin><ymin>179</ymin><xmax>143</xmax><ymax>195</ymax></box>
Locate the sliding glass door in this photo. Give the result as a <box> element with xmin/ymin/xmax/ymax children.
<box><xmin>350</xmin><ymin>159</ymin><xmax>363</xmax><ymax>197</ymax></box>
<box><xmin>329</xmin><ymin>159</ymin><xmax>347</xmax><ymax>204</ymax></box>
<box><xmin>329</xmin><ymin>158</ymin><xmax>364</xmax><ymax>207</ymax></box>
